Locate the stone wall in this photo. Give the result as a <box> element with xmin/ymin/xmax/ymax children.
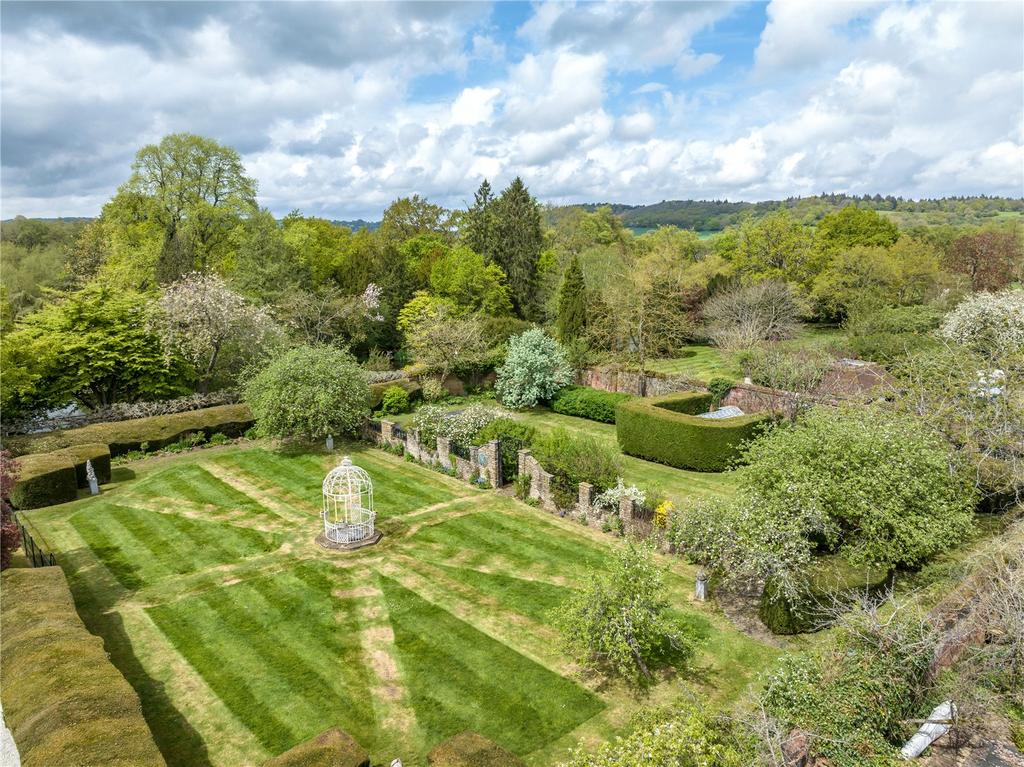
<box><xmin>580</xmin><ymin>365</ymin><xmax>704</xmax><ymax>397</ymax></box>
<box><xmin>516</xmin><ymin>449</ymin><xmax>651</xmax><ymax>537</ymax></box>
<box><xmin>368</xmin><ymin>420</ymin><xmax>500</xmax><ymax>488</ymax></box>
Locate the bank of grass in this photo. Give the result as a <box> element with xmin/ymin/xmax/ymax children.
<box><xmin>23</xmin><ymin>441</ymin><xmax>772</xmax><ymax>766</ymax></box>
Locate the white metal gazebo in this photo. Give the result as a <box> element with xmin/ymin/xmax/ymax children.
<box><xmin>321</xmin><ymin>456</ymin><xmax>376</xmax><ymax>546</ymax></box>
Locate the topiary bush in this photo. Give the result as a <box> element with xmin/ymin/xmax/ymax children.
<box><xmin>9</xmin><ymin>453</ymin><xmax>78</xmax><ymax>509</ymax></box>
<box><xmin>616</xmin><ymin>392</ymin><xmax>769</xmax><ymax>472</ymax></box>
<box><xmin>551</xmin><ymin>386</ymin><xmax>633</xmax><ymax>423</ymax></box>
<box><xmin>758</xmin><ymin>555</ymin><xmax>892</xmax><ymax>635</ymax></box>
<box><xmin>427</xmin><ymin>731</ymin><xmax>525</xmax><ymax>767</ymax></box>
<box><xmin>263</xmin><ymin>727</ymin><xmax>369</xmax><ymax>767</ymax></box>
<box><xmin>53</xmin><ymin>443</ymin><xmax>112</xmax><ymax>487</ymax></box>
<box><xmin>705</xmin><ymin>377</ymin><xmax>734</xmax><ymax>408</ymax></box>
<box><xmin>531</xmin><ymin>428</ymin><xmax>620</xmax><ymax>509</ymax></box>
<box><xmin>245</xmin><ymin>345</ymin><xmax>369</xmax><ymax>440</ymax></box>
<box><xmin>379</xmin><ymin>385</ymin><xmax>411</xmax><ymax>416</ymax></box>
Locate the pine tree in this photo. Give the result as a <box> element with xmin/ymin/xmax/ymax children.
<box><xmin>492</xmin><ymin>177</ymin><xmax>542</xmax><ymax>318</ymax></box>
<box><xmin>463</xmin><ymin>179</ymin><xmax>495</xmax><ymax>259</ymax></box>
<box><xmin>556</xmin><ymin>254</ymin><xmax>587</xmax><ymax>340</ymax></box>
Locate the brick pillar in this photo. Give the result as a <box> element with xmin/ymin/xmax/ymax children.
<box><xmin>479</xmin><ymin>440</ymin><xmax>501</xmax><ymax>488</ymax></box>
<box><xmin>380</xmin><ymin>419</ymin><xmax>395</xmax><ymax>442</ymax></box>
<box><xmin>435</xmin><ymin>436</ymin><xmax>451</xmax><ymax>466</ymax></box>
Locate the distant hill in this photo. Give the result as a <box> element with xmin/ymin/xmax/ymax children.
<box><xmin>332</xmin><ymin>219</ymin><xmax>380</xmax><ymax>232</ymax></box>
<box><xmin>552</xmin><ymin>194</ymin><xmax>1024</xmax><ymax>232</ymax></box>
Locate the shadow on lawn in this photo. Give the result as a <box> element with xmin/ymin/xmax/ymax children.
<box><xmin>62</xmin><ymin>547</ymin><xmax>213</xmax><ymax>767</ymax></box>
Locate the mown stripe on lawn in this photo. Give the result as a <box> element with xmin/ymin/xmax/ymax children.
<box><xmin>379</xmin><ymin>574</ymin><xmax>603</xmax><ymax>758</ymax></box>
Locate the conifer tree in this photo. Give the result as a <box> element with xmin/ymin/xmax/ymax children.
<box><xmin>556</xmin><ymin>254</ymin><xmax>587</xmax><ymax>340</ymax></box>
<box><xmin>462</xmin><ymin>179</ymin><xmax>495</xmax><ymax>259</ymax></box>
<box><xmin>492</xmin><ymin>177</ymin><xmax>542</xmax><ymax>317</ymax></box>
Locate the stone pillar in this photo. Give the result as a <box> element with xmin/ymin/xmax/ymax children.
<box><xmin>479</xmin><ymin>440</ymin><xmax>501</xmax><ymax>488</ymax></box>
<box><xmin>578</xmin><ymin>482</ymin><xmax>594</xmax><ymax>514</ymax></box>
<box><xmin>695</xmin><ymin>569</ymin><xmax>708</xmax><ymax>602</ymax></box>
<box><xmin>619</xmin><ymin>497</ymin><xmax>636</xmax><ymax>534</ymax></box>
<box><xmin>517</xmin><ymin>449</ymin><xmax>531</xmax><ymax>479</ymax></box>
<box><xmin>406</xmin><ymin>428</ymin><xmax>420</xmax><ymax>460</ymax></box>
<box><xmin>381</xmin><ymin>419</ymin><xmax>395</xmax><ymax>442</ymax></box>
<box><xmin>435</xmin><ymin>436</ymin><xmax>451</xmax><ymax>466</ymax></box>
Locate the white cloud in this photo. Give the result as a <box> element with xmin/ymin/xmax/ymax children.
<box><xmin>451</xmin><ymin>87</ymin><xmax>500</xmax><ymax>126</ymax></box>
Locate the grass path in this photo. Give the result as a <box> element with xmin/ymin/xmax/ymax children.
<box><xmin>24</xmin><ymin>442</ymin><xmax>775</xmax><ymax>767</ymax></box>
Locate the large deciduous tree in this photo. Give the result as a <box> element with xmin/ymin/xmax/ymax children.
<box><xmin>815</xmin><ymin>206</ymin><xmax>900</xmax><ymax>250</ymax></box>
<box><xmin>119</xmin><ymin>133</ymin><xmax>258</xmax><ymax>283</ymax></box>
<box><xmin>154</xmin><ymin>272</ymin><xmax>282</xmax><ymax>392</ymax></box>
<box><xmin>428</xmin><ymin>246</ymin><xmax>513</xmax><ymax>316</ymax></box>
<box><xmin>405</xmin><ymin>303</ymin><xmax>489</xmax><ymax>382</ymax></box>
<box><xmin>945</xmin><ymin>229</ymin><xmax>1023</xmax><ymax>292</ymax></box>
<box><xmin>491</xmin><ymin>177</ymin><xmax>543</xmax><ymax>317</ymax></box>
<box><xmin>702</xmin><ymin>280</ymin><xmax>801</xmax><ymax>351</ymax></box>
<box><xmin>1</xmin><ymin>284</ymin><xmax>188</xmax><ymax>411</ymax></box>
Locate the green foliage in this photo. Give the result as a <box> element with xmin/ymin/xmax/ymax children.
<box><xmin>368</xmin><ymin>378</ymin><xmax>419</xmax><ymax>409</ymax></box>
<box><xmin>531</xmin><ymin>428</ymin><xmax>621</xmax><ymax>509</ymax></box>
<box><xmin>732</xmin><ymin>211</ymin><xmax>820</xmax><ymax>290</ymax></box>
<box><xmin>556</xmin><ymin>254</ymin><xmax>588</xmax><ymax>340</ymax></box>
<box><xmin>616</xmin><ymin>392</ymin><xmax>769</xmax><ymax>472</ymax></box>
<box><xmin>551</xmin><ymin>386</ymin><xmax>632</xmax><ymax>424</ymax></box>
<box><xmin>940</xmin><ymin>288</ymin><xmax>1024</xmax><ymax>355</ymax></box>
<box><xmin>495</xmin><ymin>328</ymin><xmax>573</xmax><ymax>409</ymax></box>
<box><xmin>736</xmin><ymin>407</ymin><xmax>976</xmax><ymax>591</ymax></box>
<box><xmin>706</xmin><ymin>377</ymin><xmax>734</xmax><ymax>407</ymax></box>
<box><xmin>472</xmin><ymin>418</ymin><xmax>535</xmax><ymax>480</ymax></box>
<box><xmin>244</xmin><ymin>346</ymin><xmax>369</xmax><ymax>440</ymax></box>
<box><xmin>758</xmin><ymin>555</ymin><xmax>891</xmax><ymax>635</ymax></box>
<box><xmin>429</xmin><ymin>246</ymin><xmax>514</xmax><ymax>316</ymax></box>
<box><xmin>553</xmin><ymin>541</ymin><xmax>696</xmax><ymax>683</ymax></box>
<box><xmin>9</xmin><ymin>452</ymin><xmax>79</xmax><ymax>509</ymax></box>
<box><xmin>461</xmin><ymin>179</ymin><xmax>496</xmax><ymax>261</ymax></box>
<box><xmin>413</xmin><ymin>403</ymin><xmax>504</xmax><ymax>445</ymax></box>
<box><xmin>816</xmin><ymin>206</ymin><xmax>900</xmax><ymax>250</ymax></box>
<box><xmin>741</xmin><ymin>346</ymin><xmax>833</xmax><ymax>393</ymax></box>
<box><xmin>491</xmin><ymin>177</ymin><xmax>543</xmax><ymax>317</ymax></box>
<box><xmin>0</xmin><ymin>567</ymin><xmax>166</xmax><ymax>766</ymax></box>
<box><xmin>419</xmin><ymin>377</ymin><xmax>447</xmax><ymax>402</ymax></box>
<box><xmin>761</xmin><ymin>606</ymin><xmax>935</xmax><ymax>767</ymax></box>
<box><xmin>2</xmin><ymin>283</ymin><xmax>189</xmax><ymax>414</ymax></box>
<box><xmin>560</xmin><ymin>701</ymin><xmax>754</xmax><ymax>767</ymax></box>
<box><xmin>379</xmin><ymin>385</ymin><xmax>411</xmax><ymax>416</ymax></box>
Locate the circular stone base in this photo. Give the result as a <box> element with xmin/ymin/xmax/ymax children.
<box><xmin>315</xmin><ymin>530</ymin><xmax>383</xmax><ymax>551</ymax></box>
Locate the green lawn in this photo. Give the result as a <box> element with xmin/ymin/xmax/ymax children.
<box><xmin>642</xmin><ymin>345</ymin><xmax>742</xmax><ymax>382</ymax></box>
<box><xmin>23</xmin><ymin>441</ymin><xmax>772</xmax><ymax>767</ymax></box>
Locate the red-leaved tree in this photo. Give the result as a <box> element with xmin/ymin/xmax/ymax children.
<box><xmin>1</xmin><ymin>450</ymin><xmax>21</xmax><ymax>570</ymax></box>
<box><xmin>946</xmin><ymin>231</ymin><xmax>1023</xmax><ymax>292</ymax></box>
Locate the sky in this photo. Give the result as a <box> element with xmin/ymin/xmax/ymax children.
<box><xmin>2</xmin><ymin>0</ymin><xmax>1022</xmax><ymax>220</ymax></box>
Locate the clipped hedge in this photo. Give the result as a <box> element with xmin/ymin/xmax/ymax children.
<box><xmin>263</xmin><ymin>727</ymin><xmax>369</xmax><ymax>767</ymax></box>
<box><xmin>0</xmin><ymin>567</ymin><xmax>166</xmax><ymax>767</ymax></box>
<box><xmin>54</xmin><ymin>443</ymin><xmax>112</xmax><ymax>487</ymax></box>
<box><xmin>7</xmin><ymin>404</ymin><xmax>254</xmax><ymax>457</ymax></box>
<box><xmin>615</xmin><ymin>391</ymin><xmax>769</xmax><ymax>472</ymax></box>
<box><xmin>427</xmin><ymin>732</ymin><xmax>526</xmax><ymax>767</ymax></box>
<box><xmin>759</xmin><ymin>556</ymin><xmax>892</xmax><ymax>635</ymax></box>
<box><xmin>9</xmin><ymin>453</ymin><xmax>78</xmax><ymax>509</ymax></box>
<box><xmin>551</xmin><ymin>386</ymin><xmax>633</xmax><ymax>423</ymax></box>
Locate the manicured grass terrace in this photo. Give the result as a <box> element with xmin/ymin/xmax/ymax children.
<box><xmin>24</xmin><ymin>442</ymin><xmax>773</xmax><ymax>766</ymax></box>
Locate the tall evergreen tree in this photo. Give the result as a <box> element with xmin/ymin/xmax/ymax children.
<box><xmin>462</xmin><ymin>179</ymin><xmax>495</xmax><ymax>259</ymax></box>
<box><xmin>492</xmin><ymin>177</ymin><xmax>542</xmax><ymax>318</ymax></box>
<box><xmin>556</xmin><ymin>254</ymin><xmax>587</xmax><ymax>340</ymax></box>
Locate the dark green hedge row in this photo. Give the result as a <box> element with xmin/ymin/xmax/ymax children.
<box><xmin>0</xmin><ymin>567</ymin><xmax>167</xmax><ymax>767</ymax></box>
<box><xmin>9</xmin><ymin>453</ymin><xmax>78</xmax><ymax>509</ymax></box>
<box><xmin>759</xmin><ymin>556</ymin><xmax>892</xmax><ymax>635</ymax></box>
<box><xmin>551</xmin><ymin>386</ymin><xmax>633</xmax><ymax>423</ymax></box>
<box><xmin>615</xmin><ymin>392</ymin><xmax>769</xmax><ymax>472</ymax></box>
<box><xmin>7</xmin><ymin>404</ymin><xmax>254</xmax><ymax>457</ymax></box>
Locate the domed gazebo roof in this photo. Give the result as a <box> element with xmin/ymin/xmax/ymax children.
<box><xmin>323</xmin><ymin>456</ymin><xmax>372</xmax><ymax>498</ymax></box>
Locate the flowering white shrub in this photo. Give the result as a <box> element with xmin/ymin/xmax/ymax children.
<box><xmin>495</xmin><ymin>328</ymin><xmax>573</xmax><ymax>409</ymax></box>
<box><xmin>413</xmin><ymin>403</ymin><xmax>506</xmax><ymax>445</ymax></box>
<box><xmin>940</xmin><ymin>289</ymin><xmax>1024</xmax><ymax>354</ymax></box>
<box><xmin>593</xmin><ymin>477</ymin><xmax>646</xmax><ymax>512</ymax></box>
